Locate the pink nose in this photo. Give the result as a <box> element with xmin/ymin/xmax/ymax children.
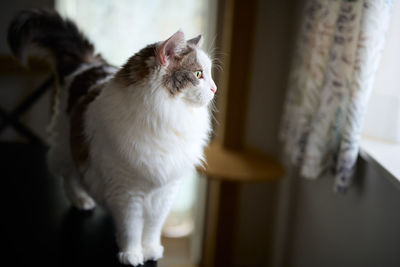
<box><xmin>211</xmin><ymin>87</ymin><xmax>217</xmax><ymax>93</ymax></box>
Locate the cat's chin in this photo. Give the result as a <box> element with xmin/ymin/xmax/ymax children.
<box><xmin>184</xmin><ymin>101</ymin><xmax>210</xmax><ymax>108</ymax></box>
<box><xmin>182</xmin><ymin>96</ymin><xmax>213</xmax><ymax>108</ymax></box>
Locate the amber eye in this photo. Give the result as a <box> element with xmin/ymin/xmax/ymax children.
<box><xmin>194</xmin><ymin>70</ymin><xmax>203</xmax><ymax>79</ymax></box>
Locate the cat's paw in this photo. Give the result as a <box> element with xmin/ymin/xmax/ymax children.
<box><xmin>142</xmin><ymin>244</ymin><xmax>164</xmax><ymax>261</ymax></box>
<box><xmin>71</xmin><ymin>195</ymin><xmax>96</xmax><ymax>211</ymax></box>
<box><xmin>118</xmin><ymin>249</ymin><xmax>144</xmax><ymax>266</ymax></box>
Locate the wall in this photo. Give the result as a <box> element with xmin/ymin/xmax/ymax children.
<box><xmin>284</xmin><ymin>159</ymin><xmax>400</xmax><ymax>267</ymax></box>
<box><xmin>240</xmin><ymin>1</ymin><xmax>400</xmax><ymax>267</ymax></box>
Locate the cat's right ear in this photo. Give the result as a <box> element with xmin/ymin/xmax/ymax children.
<box><xmin>188</xmin><ymin>35</ymin><xmax>203</xmax><ymax>47</ymax></box>
<box><xmin>157</xmin><ymin>30</ymin><xmax>185</xmax><ymax>66</ymax></box>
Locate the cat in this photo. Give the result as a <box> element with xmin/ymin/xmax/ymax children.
<box><xmin>8</xmin><ymin>8</ymin><xmax>216</xmax><ymax>266</ymax></box>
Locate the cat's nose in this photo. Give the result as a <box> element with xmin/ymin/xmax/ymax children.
<box><xmin>211</xmin><ymin>86</ymin><xmax>217</xmax><ymax>94</ymax></box>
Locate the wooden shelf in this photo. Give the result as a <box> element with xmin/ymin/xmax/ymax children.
<box><xmin>198</xmin><ymin>142</ymin><xmax>284</xmax><ymax>183</ymax></box>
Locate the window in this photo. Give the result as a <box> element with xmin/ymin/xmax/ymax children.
<box><xmin>361</xmin><ymin>0</ymin><xmax>400</xmax><ymax>180</ymax></box>
<box><xmin>56</xmin><ymin>0</ymin><xmax>215</xmax><ymax>265</ymax></box>
<box><xmin>56</xmin><ymin>0</ymin><xmax>210</xmax><ymax>66</ymax></box>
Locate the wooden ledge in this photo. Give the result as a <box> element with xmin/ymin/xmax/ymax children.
<box><xmin>198</xmin><ymin>142</ymin><xmax>284</xmax><ymax>183</ymax></box>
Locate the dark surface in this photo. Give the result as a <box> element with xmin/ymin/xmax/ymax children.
<box><xmin>1</xmin><ymin>142</ymin><xmax>157</xmax><ymax>267</ymax></box>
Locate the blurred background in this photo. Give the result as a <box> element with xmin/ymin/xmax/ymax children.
<box><xmin>1</xmin><ymin>0</ymin><xmax>400</xmax><ymax>267</ymax></box>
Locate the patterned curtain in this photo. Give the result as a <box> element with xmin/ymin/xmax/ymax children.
<box><xmin>280</xmin><ymin>0</ymin><xmax>394</xmax><ymax>192</ymax></box>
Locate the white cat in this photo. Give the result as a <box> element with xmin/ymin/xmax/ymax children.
<box><xmin>8</xmin><ymin>9</ymin><xmax>216</xmax><ymax>266</ymax></box>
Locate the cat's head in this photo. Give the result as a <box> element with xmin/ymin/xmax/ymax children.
<box><xmin>116</xmin><ymin>31</ymin><xmax>217</xmax><ymax>107</ymax></box>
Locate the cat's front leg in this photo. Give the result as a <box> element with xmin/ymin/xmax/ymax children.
<box><xmin>142</xmin><ymin>180</ymin><xmax>181</xmax><ymax>261</ymax></box>
<box><xmin>109</xmin><ymin>195</ymin><xmax>145</xmax><ymax>266</ymax></box>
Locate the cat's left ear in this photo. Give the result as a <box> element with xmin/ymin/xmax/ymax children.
<box><xmin>157</xmin><ymin>30</ymin><xmax>186</xmax><ymax>66</ymax></box>
<box><xmin>188</xmin><ymin>35</ymin><xmax>203</xmax><ymax>47</ymax></box>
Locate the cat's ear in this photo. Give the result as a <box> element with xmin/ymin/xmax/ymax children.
<box><xmin>157</xmin><ymin>30</ymin><xmax>185</xmax><ymax>66</ymax></box>
<box><xmin>188</xmin><ymin>35</ymin><xmax>203</xmax><ymax>47</ymax></box>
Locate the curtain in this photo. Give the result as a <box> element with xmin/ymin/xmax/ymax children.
<box><xmin>280</xmin><ymin>0</ymin><xmax>394</xmax><ymax>192</ymax></box>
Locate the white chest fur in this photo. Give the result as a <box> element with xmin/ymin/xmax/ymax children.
<box><xmin>85</xmin><ymin>80</ymin><xmax>211</xmax><ymax>185</ymax></box>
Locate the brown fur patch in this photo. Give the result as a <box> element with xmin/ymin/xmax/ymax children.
<box><xmin>67</xmin><ymin>65</ymin><xmax>110</xmax><ymax>113</ymax></box>
<box><xmin>162</xmin><ymin>46</ymin><xmax>201</xmax><ymax>96</ymax></box>
<box><xmin>114</xmin><ymin>44</ymin><xmax>157</xmax><ymax>86</ymax></box>
<box><xmin>114</xmin><ymin>43</ymin><xmax>202</xmax><ymax>96</ymax></box>
<box><xmin>70</xmin><ymin>86</ymin><xmax>102</xmax><ymax>170</ymax></box>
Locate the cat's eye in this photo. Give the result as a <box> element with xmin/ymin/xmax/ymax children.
<box><xmin>194</xmin><ymin>70</ymin><xmax>203</xmax><ymax>79</ymax></box>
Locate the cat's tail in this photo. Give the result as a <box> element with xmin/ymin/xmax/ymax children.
<box><xmin>7</xmin><ymin>8</ymin><xmax>101</xmax><ymax>79</ymax></box>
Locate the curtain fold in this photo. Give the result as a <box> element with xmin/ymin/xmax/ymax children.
<box><xmin>280</xmin><ymin>0</ymin><xmax>394</xmax><ymax>192</ymax></box>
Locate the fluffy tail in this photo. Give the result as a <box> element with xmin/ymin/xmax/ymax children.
<box><xmin>7</xmin><ymin>8</ymin><xmax>99</xmax><ymax>78</ymax></box>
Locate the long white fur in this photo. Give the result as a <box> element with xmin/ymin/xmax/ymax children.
<box><xmin>48</xmin><ymin>44</ymin><xmax>215</xmax><ymax>266</ymax></box>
